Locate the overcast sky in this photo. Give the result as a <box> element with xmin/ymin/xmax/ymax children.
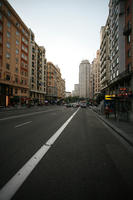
<box><xmin>8</xmin><ymin>0</ymin><xmax>109</xmax><ymax>92</ymax></box>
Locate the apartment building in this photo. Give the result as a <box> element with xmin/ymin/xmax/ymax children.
<box><xmin>72</xmin><ymin>84</ymin><xmax>79</xmax><ymax>97</ymax></box>
<box><xmin>100</xmin><ymin>18</ymin><xmax>110</xmax><ymax>92</ymax></box>
<box><xmin>0</xmin><ymin>0</ymin><xmax>30</xmax><ymax>106</ymax></box>
<box><xmin>93</xmin><ymin>50</ymin><xmax>101</xmax><ymax>99</ymax></box>
<box><xmin>108</xmin><ymin>0</ymin><xmax>125</xmax><ymax>92</ymax></box>
<box><xmin>89</xmin><ymin>63</ymin><xmax>94</xmax><ymax>100</ymax></box>
<box><xmin>46</xmin><ymin>62</ymin><xmax>58</xmax><ymax>102</ymax></box>
<box><xmin>123</xmin><ymin>0</ymin><xmax>133</xmax><ymax>114</ymax></box>
<box><xmin>29</xmin><ymin>30</ymin><xmax>47</xmax><ymax>104</ymax></box>
<box><xmin>47</xmin><ymin>62</ymin><xmax>65</xmax><ymax>102</ymax></box>
<box><xmin>56</xmin><ymin>65</ymin><xmax>62</xmax><ymax>100</ymax></box>
<box><xmin>60</xmin><ymin>78</ymin><xmax>65</xmax><ymax>99</ymax></box>
<box><xmin>79</xmin><ymin>60</ymin><xmax>90</xmax><ymax>98</ymax></box>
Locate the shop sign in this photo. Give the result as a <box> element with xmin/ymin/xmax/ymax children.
<box><xmin>105</xmin><ymin>94</ymin><xmax>115</xmax><ymax>100</ymax></box>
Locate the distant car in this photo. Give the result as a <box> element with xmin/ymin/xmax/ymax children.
<box><xmin>66</xmin><ymin>103</ymin><xmax>72</xmax><ymax>108</ymax></box>
<box><xmin>80</xmin><ymin>103</ymin><xmax>87</xmax><ymax>108</ymax></box>
<box><xmin>72</xmin><ymin>103</ymin><xmax>79</xmax><ymax>108</ymax></box>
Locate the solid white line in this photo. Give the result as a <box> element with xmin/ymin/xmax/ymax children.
<box><xmin>15</xmin><ymin>121</ymin><xmax>32</xmax><ymax>128</ymax></box>
<box><xmin>46</xmin><ymin>107</ymin><xmax>80</xmax><ymax>146</ymax></box>
<box><xmin>0</xmin><ymin>108</ymin><xmax>80</xmax><ymax>200</ymax></box>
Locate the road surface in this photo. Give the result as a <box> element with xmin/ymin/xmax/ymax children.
<box><xmin>0</xmin><ymin>106</ymin><xmax>133</xmax><ymax>200</ymax></box>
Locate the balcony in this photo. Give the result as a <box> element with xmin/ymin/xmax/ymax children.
<box><xmin>123</xmin><ymin>24</ymin><xmax>132</xmax><ymax>36</ymax></box>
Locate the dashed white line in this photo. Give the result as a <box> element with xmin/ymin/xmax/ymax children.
<box><xmin>0</xmin><ymin>107</ymin><xmax>80</xmax><ymax>200</ymax></box>
<box><xmin>15</xmin><ymin>121</ymin><xmax>32</xmax><ymax>128</ymax></box>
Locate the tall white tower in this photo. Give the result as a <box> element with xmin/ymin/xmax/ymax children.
<box><xmin>79</xmin><ymin>60</ymin><xmax>90</xmax><ymax>98</ymax></box>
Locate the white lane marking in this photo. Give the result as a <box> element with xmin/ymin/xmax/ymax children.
<box><xmin>15</xmin><ymin>121</ymin><xmax>32</xmax><ymax>128</ymax></box>
<box><xmin>46</xmin><ymin>107</ymin><xmax>80</xmax><ymax>146</ymax></box>
<box><xmin>0</xmin><ymin>107</ymin><xmax>80</xmax><ymax>200</ymax></box>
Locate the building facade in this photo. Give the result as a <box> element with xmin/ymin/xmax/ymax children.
<box><xmin>29</xmin><ymin>30</ymin><xmax>47</xmax><ymax>104</ymax></box>
<box><xmin>99</xmin><ymin>0</ymin><xmax>133</xmax><ymax>120</ymax></box>
<box><xmin>89</xmin><ymin>63</ymin><xmax>94</xmax><ymax>100</ymax></box>
<box><xmin>100</xmin><ymin>19</ymin><xmax>110</xmax><ymax>92</ymax></box>
<box><xmin>60</xmin><ymin>78</ymin><xmax>65</xmax><ymax>99</ymax></box>
<box><xmin>92</xmin><ymin>50</ymin><xmax>101</xmax><ymax>99</ymax></box>
<box><xmin>47</xmin><ymin>62</ymin><xmax>65</xmax><ymax>102</ymax></box>
<box><xmin>0</xmin><ymin>0</ymin><xmax>30</xmax><ymax>106</ymax></box>
<box><xmin>72</xmin><ymin>84</ymin><xmax>79</xmax><ymax>97</ymax></box>
<box><xmin>108</xmin><ymin>0</ymin><xmax>126</xmax><ymax>91</ymax></box>
<box><xmin>79</xmin><ymin>60</ymin><xmax>90</xmax><ymax>98</ymax></box>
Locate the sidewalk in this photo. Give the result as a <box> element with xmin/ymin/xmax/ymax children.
<box><xmin>91</xmin><ymin>108</ymin><xmax>133</xmax><ymax>146</ymax></box>
<box><xmin>0</xmin><ymin>104</ymin><xmax>47</xmax><ymax>112</ymax></box>
<box><xmin>0</xmin><ymin>105</ymin><xmax>33</xmax><ymax>112</ymax></box>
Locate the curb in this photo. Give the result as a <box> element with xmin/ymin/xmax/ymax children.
<box><xmin>91</xmin><ymin>109</ymin><xmax>133</xmax><ymax>147</ymax></box>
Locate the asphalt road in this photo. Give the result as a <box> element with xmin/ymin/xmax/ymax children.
<box><xmin>0</xmin><ymin>106</ymin><xmax>133</xmax><ymax>200</ymax></box>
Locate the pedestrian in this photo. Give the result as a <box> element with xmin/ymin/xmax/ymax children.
<box><xmin>105</xmin><ymin>105</ymin><xmax>110</xmax><ymax>118</ymax></box>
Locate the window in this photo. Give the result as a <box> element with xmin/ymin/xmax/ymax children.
<box><xmin>15</xmin><ymin>68</ymin><xmax>18</xmax><ymax>73</ymax></box>
<box><xmin>16</xmin><ymin>58</ymin><xmax>18</xmax><ymax>63</ymax></box>
<box><xmin>25</xmin><ymin>47</ymin><xmax>28</xmax><ymax>53</ymax></box>
<box><xmin>6</xmin><ymin>63</ymin><xmax>10</xmax><ymax>70</ymax></box>
<box><xmin>16</xmin><ymin>40</ymin><xmax>19</xmax><ymax>45</ymax></box>
<box><xmin>0</xmin><ymin>35</ymin><xmax>2</xmax><ymax>43</ymax></box>
<box><xmin>22</xmin><ymin>29</ymin><xmax>25</xmax><ymax>34</ymax></box>
<box><xmin>16</xmin><ymin>22</ymin><xmax>20</xmax><ymax>28</ymax></box>
<box><xmin>21</xmin><ymin>53</ymin><xmax>27</xmax><ymax>61</ymax></box>
<box><xmin>128</xmin><ymin>49</ymin><xmax>131</xmax><ymax>57</ymax></box>
<box><xmin>7</xmin><ymin>31</ymin><xmax>10</xmax><ymax>38</ymax></box>
<box><xmin>16</xmin><ymin>49</ymin><xmax>19</xmax><ymax>54</ymax></box>
<box><xmin>15</xmin><ymin>77</ymin><xmax>18</xmax><ymax>83</ymax></box>
<box><xmin>0</xmin><ymin>24</ymin><xmax>2</xmax><ymax>31</ymax></box>
<box><xmin>6</xmin><ymin>53</ymin><xmax>10</xmax><ymax>58</ymax></box>
<box><xmin>0</xmin><ymin>13</ymin><xmax>2</xmax><ymax>20</ymax></box>
<box><xmin>127</xmin><ymin>35</ymin><xmax>131</xmax><ymax>43</ymax></box>
<box><xmin>16</xmin><ymin>31</ymin><xmax>19</xmax><ymax>36</ymax></box>
<box><xmin>15</xmin><ymin>88</ymin><xmax>18</xmax><ymax>94</ymax></box>
<box><xmin>32</xmin><ymin>48</ymin><xmax>35</xmax><ymax>53</ymax></box>
<box><xmin>6</xmin><ymin>42</ymin><xmax>10</xmax><ymax>48</ymax></box>
<box><xmin>116</xmin><ymin>70</ymin><xmax>119</xmax><ymax>76</ymax></box>
<box><xmin>6</xmin><ymin>74</ymin><xmax>10</xmax><ymax>80</ymax></box>
<box><xmin>127</xmin><ymin>63</ymin><xmax>132</xmax><ymax>71</ymax></box>
<box><xmin>7</xmin><ymin>11</ymin><xmax>11</xmax><ymax>17</ymax></box>
<box><xmin>127</xmin><ymin>6</ymin><xmax>130</xmax><ymax>16</ymax></box>
<box><xmin>7</xmin><ymin>21</ymin><xmax>11</xmax><ymax>28</ymax></box>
